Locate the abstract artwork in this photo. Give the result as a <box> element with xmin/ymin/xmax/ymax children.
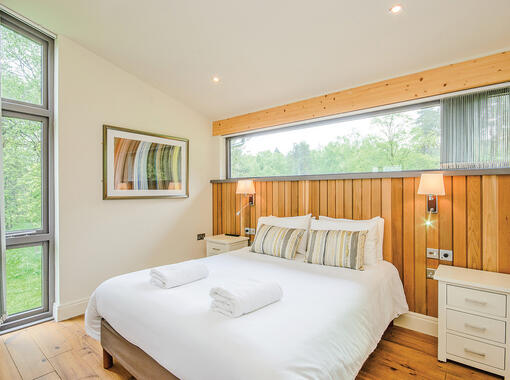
<box><xmin>103</xmin><ymin>125</ymin><xmax>189</xmax><ymax>199</ymax></box>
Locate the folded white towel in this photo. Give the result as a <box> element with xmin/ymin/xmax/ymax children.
<box><xmin>210</xmin><ymin>279</ymin><xmax>283</xmax><ymax>317</ymax></box>
<box><xmin>150</xmin><ymin>262</ymin><xmax>208</xmax><ymax>288</ymax></box>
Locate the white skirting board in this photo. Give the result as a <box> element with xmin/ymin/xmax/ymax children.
<box><xmin>394</xmin><ymin>311</ymin><xmax>438</xmax><ymax>337</ymax></box>
<box><xmin>53</xmin><ymin>297</ymin><xmax>89</xmax><ymax>322</ymax></box>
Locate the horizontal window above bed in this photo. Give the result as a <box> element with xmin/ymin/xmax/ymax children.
<box><xmin>227</xmin><ymin>85</ymin><xmax>510</xmax><ymax>179</ymax></box>
<box><xmin>228</xmin><ymin>103</ymin><xmax>441</xmax><ymax>178</ymax></box>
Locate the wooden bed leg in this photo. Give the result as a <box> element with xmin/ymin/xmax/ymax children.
<box><xmin>103</xmin><ymin>348</ymin><xmax>113</xmax><ymax>369</ymax></box>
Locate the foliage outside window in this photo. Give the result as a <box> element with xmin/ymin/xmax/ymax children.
<box><xmin>0</xmin><ymin>11</ymin><xmax>53</xmax><ymax>328</ymax></box>
<box><xmin>2</xmin><ymin>117</ymin><xmax>42</xmax><ymax>232</ymax></box>
<box><xmin>229</xmin><ymin>105</ymin><xmax>440</xmax><ymax>178</ymax></box>
<box><xmin>1</xmin><ymin>24</ymin><xmax>43</xmax><ymax>105</ymax></box>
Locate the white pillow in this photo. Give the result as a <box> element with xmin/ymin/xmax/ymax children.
<box><xmin>314</xmin><ymin>216</ymin><xmax>381</xmax><ymax>265</ymax></box>
<box><xmin>376</xmin><ymin>218</ymin><xmax>384</xmax><ymax>260</ymax></box>
<box><xmin>257</xmin><ymin>214</ymin><xmax>312</xmax><ymax>254</ymax></box>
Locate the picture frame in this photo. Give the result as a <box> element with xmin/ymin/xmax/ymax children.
<box><xmin>103</xmin><ymin>125</ymin><xmax>189</xmax><ymax>199</ymax></box>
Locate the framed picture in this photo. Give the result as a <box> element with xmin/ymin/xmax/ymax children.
<box><xmin>103</xmin><ymin>125</ymin><xmax>189</xmax><ymax>199</ymax></box>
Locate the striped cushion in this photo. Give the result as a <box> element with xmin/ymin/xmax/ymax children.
<box><xmin>306</xmin><ymin>229</ymin><xmax>368</xmax><ymax>270</ymax></box>
<box><xmin>250</xmin><ymin>224</ymin><xmax>305</xmax><ymax>260</ymax></box>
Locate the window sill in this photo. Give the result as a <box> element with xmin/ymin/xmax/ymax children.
<box><xmin>211</xmin><ymin>167</ymin><xmax>510</xmax><ymax>183</ymax></box>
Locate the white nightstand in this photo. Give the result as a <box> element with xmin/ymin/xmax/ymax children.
<box><xmin>204</xmin><ymin>234</ymin><xmax>249</xmax><ymax>256</ymax></box>
<box><xmin>435</xmin><ymin>264</ymin><xmax>510</xmax><ymax>379</ymax></box>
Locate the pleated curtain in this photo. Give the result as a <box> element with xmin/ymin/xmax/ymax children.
<box><xmin>440</xmin><ymin>87</ymin><xmax>510</xmax><ymax>169</ymax></box>
<box><xmin>0</xmin><ymin>27</ymin><xmax>6</xmax><ymax>324</ymax></box>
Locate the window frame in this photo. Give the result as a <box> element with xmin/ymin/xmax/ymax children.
<box><xmin>226</xmin><ymin>100</ymin><xmax>440</xmax><ymax>179</ymax></box>
<box><xmin>0</xmin><ymin>10</ymin><xmax>54</xmax><ymax>332</ymax></box>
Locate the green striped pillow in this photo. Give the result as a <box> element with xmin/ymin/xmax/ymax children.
<box><xmin>306</xmin><ymin>229</ymin><xmax>368</xmax><ymax>270</ymax></box>
<box><xmin>250</xmin><ymin>224</ymin><xmax>305</xmax><ymax>260</ymax></box>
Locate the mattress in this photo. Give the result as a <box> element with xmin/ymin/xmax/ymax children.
<box><xmin>85</xmin><ymin>247</ymin><xmax>408</xmax><ymax>379</ymax></box>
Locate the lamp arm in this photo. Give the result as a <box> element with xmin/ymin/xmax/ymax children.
<box><xmin>236</xmin><ymin>201</ymin><xmax>251</xmax><ymax>215</ymax></box>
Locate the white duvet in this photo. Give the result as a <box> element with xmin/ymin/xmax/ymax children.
<box><xmin>85</xmin><ymin>248</ymin><xmax>408</xmax><ymax>380</ymax></box>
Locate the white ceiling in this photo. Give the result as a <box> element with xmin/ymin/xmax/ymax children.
<box><xmin>3</xmin><ymin>0</ymin><xmax>510</xmax><ymax>120</ymax></box>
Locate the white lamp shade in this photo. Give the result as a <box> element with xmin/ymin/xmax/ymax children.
<box><xmin>236</xmin><ymin>179</ymin><xmax>256</xmax><ymax>194</ymax></box>
<box><xmin>417</xmin><ymin>174</ymin><xmax>445</xmax><ymax>196</ymax></box>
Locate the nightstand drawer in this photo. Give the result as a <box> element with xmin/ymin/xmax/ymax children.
<box><xmin>206</xmin><ymin>240</ymin><xmax>248</xmax><ymax>256</ymax></box>
<box><xmin>446</xmin><ymin>309</ymin><xmax>506</xmax><ymax>344</ymax></box>
<box><xmin>447</xmin><ymin>285</ymin><xmax>506</xmax><ymax>317</ymax></box>
<box><xmin>447</xmin><ymin>333</ymin><xmax>505</xmax><ymax>370</ymax></box>
<box><xmin>207</xmin><ymin>242</ymin><xmax>229</xmax><ymax>255</ymax></box>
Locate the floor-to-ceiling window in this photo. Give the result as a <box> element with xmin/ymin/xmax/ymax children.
<box><xmin>0</xmin><ymin>10</ymin><xmax>54</xmax><ymax>331</ymax></box>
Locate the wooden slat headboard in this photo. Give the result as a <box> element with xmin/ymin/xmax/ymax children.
<box><xmin>212</xmin><ymin>175</ymin><xmax>510</xmax><ymax>318</ymax></box>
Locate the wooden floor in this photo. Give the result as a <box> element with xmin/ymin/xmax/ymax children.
<box><xmin>0</xmin><ymin>316</ymin><xmax>501</xmax><ymax>380</ymax></box>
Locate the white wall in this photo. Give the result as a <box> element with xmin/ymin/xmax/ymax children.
<box><xmin>54</xmin><ymin>35</ymin><xmax>219</xmax><ymax>320</ymax></box>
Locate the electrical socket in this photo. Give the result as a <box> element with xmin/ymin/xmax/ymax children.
<box><xmin>197</xmin><ymin>233</ymin><xmax>205</xmax><ymax>240</ymax></box>
<box><xmin>426</xmin><ymin>248</ymin><xmax>439</xmax><ymax>259</ymax></box>
<box><xmin>440</xmin><ymin>249</ymin><xmax>453</xmax><ymax>262</ymax></box>
<box><xmin>244</xmin><ymin>227</ymin><xmax>256</xmax><ymax>235</ymax></box>
<box><xmin>426</xmin><ymin>268</ymin><xmax>436</xmax><ymax>279</ymax></box>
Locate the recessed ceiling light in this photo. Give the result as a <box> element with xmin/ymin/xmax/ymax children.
<box><xmin>212</xmin><ymin>76</ymin><xmax>220</xmax><ymax>83</ymax></box>
<box><xmin>389</xmin><ymin>4</ymin><xmax>403</xmax><ymax>14</ymax></box>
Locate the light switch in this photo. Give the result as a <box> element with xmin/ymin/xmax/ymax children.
<box><xmin>426</xmin><ymin>248</ymin><xmax>439</xmax><ymax>259</ymax></box>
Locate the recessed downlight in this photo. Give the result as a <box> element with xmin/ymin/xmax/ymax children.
<box><xmin>212</xmin><ymin>76</ymin><xmax>220</xmax><ymax>83</ymax></box>
<box><xmin>389</xmin><ymin>4</ymin><xmax>403</xmax><ymax>14</ymax></box>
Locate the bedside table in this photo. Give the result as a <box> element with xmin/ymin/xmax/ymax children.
<box><xmin>204</xmin><ymin>234</ymin><xmax>249</xmax><ymax>256</ymax></box>
<box><xmin>434</xmin><ymin>265</ymin><xmax>510</xmax><ymax>379</ymax></box>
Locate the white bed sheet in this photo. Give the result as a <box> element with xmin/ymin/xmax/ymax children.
<box><xmin>85</xmin><ymin>248</ymin><xmax>408</xmax><ymax>380</ymax></box>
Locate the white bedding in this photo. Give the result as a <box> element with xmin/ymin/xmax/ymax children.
<box><xmin>85</xmin><ymin>248</ymin><xmax>408</xmax><ymax>380</ymax></box>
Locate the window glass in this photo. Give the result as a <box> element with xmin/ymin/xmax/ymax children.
<box><xmin>229</xmin><ymin>105</ymin><xmax>440</xmax><ymax>178</ymax></box>
<box><xmin>0</xmin><ymin>10</ymin><xmax>53</xmax><ymax>330</ymax></box>
<box><xmin>0</xmin><ymin>24</ymin><xmax>43</xmax><ymax>105</ymax></box>
<box><xmin>2</xmin><ymin>116</ymin><xmax>43</xmax><ymax>232</ymax></box>
<box><xmin>6</xmin><ymin>245</ymin><xmax>43</xmax><ymax>315</ymax></box>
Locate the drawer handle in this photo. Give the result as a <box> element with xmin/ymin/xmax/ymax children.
<box><xmin>464</xmin><ymin>348</ymin><xmax>486</xmax><ymax>358</ymax></box>
<box><xmin>212</xmin><ymin>248</ymin><xmax>221</xmax><ymax>251</ymax></box>
<box><xmin>465</xmin><ymin>298</ymin><xmax>487</xmax><ymax>306</ymax></box>
<box><xmin>464</xmin><ymin>323</ymin><xmax>487</xmax><ymax>332</ymax></box>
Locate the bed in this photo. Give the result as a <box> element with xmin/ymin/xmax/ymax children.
<box><xmin>85</xmin><ymin>247</ymin><xmax>408</xmax><ymax>379</ymax></box>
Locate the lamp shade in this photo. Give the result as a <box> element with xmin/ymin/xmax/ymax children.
<box><xmin>236</xmin><ymin>179</ymin><xmax>255</xmax><ymax>194</ymax></box>
<box><xmin>417</xmin><ymin>174</ymin><xmax>445</xmax><ymax>196</ymax></box>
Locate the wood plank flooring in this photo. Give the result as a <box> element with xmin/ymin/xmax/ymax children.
<box><xmin>0</xmin><ymin>316</ymin><xmax>500</xmax><ymax>379</ymax></box>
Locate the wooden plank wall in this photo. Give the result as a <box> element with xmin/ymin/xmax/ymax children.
<box><xmin>212</xmin><ymin>175</ymin><xmax>510</xmax><ymax>317</ymax></box>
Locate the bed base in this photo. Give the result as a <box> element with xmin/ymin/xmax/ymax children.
<box><xmin>101</xmin><ymin>318</ymin><xmax>395</xmax><ymax>379</ymax></box>
<box><xmin>101</xmin><ymin>318</ymin><xmax>178</xmax><ymax>380</ymax></box>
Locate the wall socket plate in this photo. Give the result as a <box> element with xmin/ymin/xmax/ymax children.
<box><xmin>440</xmin><ymin>249</ymin><xmax>453</xmax><ymax>262</ymax></box>
<box><xmin>426</xmin><ymin>268</ymin><xmax>436</xmax><ymax>279</ymax></box>
<box><xmin>426</xmin><ymin>248</ymin><xmax>439</xmax><ymax>259</ymax></box>
<box><xmin>197</xmin><ymin>233</ymin><xmax>205</xmax><ymax>240</ymax></box>
<box><xmin>244</xmin><ymin>227</ymin><xmax>256</xmax><ymax>235</ymax></box>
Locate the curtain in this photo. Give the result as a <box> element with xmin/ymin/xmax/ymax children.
<box><xmin>440</xmin><ymin>87</ymin><xmax>510</xmax><ymax>169</ymax></box>
<box><xmin>0</xmin><ymin>111</ymin><xmax>5</xmax><ymax>324</ymax></box>
<box><xmin>0</xmin><ymin>27</ymin><xmax>6</xmax><ymax>324</ymax></box>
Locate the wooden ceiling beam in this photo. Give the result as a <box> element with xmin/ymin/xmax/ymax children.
<box><xmin>212</xmin><ymin>51</ymin><xmax>510</xmax><ymax>136</ymax></box>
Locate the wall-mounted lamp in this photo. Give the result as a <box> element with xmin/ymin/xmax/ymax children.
<box><xmin>236</xmin><ymin>180</ymin><xmax>256</xmax><ymax>237</ymax></box>
<box><xmin>236</xmin><ymin>180</ymin><xmax>256</xmax><ymax>206</ymax></box>
<box><xmin>417</xmin><ymin>173</ymin><xmax>445</xmax><ymax>213</ymax></box>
